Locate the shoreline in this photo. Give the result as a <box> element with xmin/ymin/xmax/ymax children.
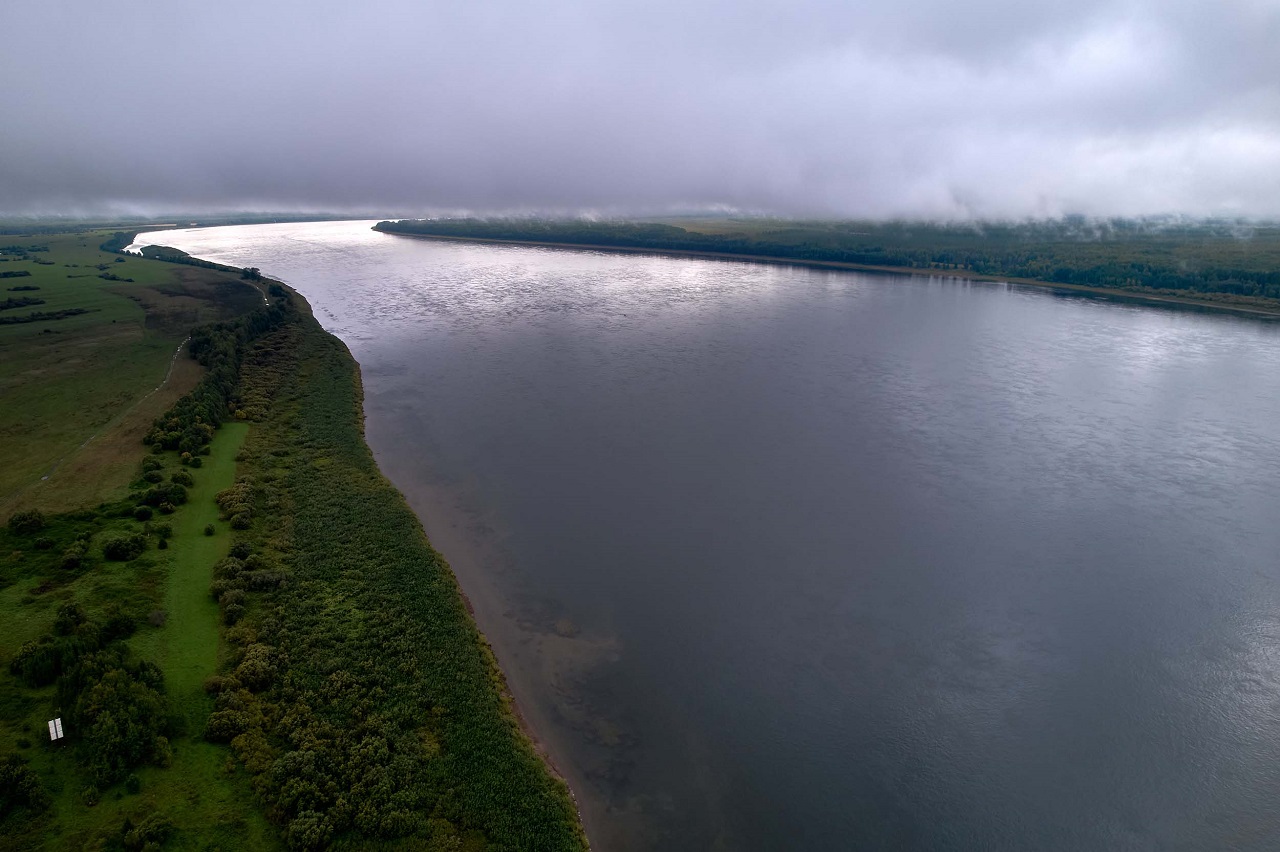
<box><xmin>106</xmin><ymin>228</ymin><xmax>594</xmax><ymax>848</ymax></box>
<box><xmin>380</xmin><ymin>230</ymin><xmax>1280</xmax><ymax>321</ymax></box>
<box><xmin>374</xmin><ymin>466</ymin><xmax>604</xmax><ymax>844</ymax></box>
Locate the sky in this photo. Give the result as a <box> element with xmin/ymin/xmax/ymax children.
<box><xmin>2</xmin><ymin>0</ymin><xmax>1279</xmax><ymax>220</ymax></box>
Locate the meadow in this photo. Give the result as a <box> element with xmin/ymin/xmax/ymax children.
<box><xmin>0</xmin><ymin>232</ymin><xmax>263</xmax><ymax>516</ymax></box>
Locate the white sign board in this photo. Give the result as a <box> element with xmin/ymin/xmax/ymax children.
<box><xmin>47</xmin><ymin>717</ymin><xmax>64</xmax><ymax>741</ymax></box>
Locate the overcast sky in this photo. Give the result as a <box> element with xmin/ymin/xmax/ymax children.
<box><xmin>2</xmin><ymin>0</ymin><xmax>1278</xmax><ymax>219</ymax></box>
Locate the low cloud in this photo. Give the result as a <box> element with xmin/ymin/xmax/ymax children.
<box><xmin>2</xmin><ymin>0</ymin><xmax>1278</xmax><ymax>219</ymax></box>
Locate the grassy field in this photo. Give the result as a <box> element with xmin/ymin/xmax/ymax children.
<box><xmin>0</xmin><ymin>232</ymin><xmax>262</xmax><ymax>516</ymax></box>
<box><xmin>0</xmin><ymin>428</ymin><xmax>277</xmax><ymax>850</ymax></box>
<box><xmin>0</xmin><ymin>229</ymin><xmax>278</xmax><ymax>849</ymax></box>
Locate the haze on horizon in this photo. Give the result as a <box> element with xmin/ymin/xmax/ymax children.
<box><xmin>3</xmin><ymin>0</ymin><xmax>1279</xmax><ymax>221</ymax></box>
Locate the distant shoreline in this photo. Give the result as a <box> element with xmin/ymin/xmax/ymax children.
<box><xmin>380</xmin><ymin>230</ymin><xmax>1280</xmax><ymax>321</ymax></box>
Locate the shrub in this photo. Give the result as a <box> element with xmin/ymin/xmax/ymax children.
<box><xmin>122</xmin><ymin>814</ymin><xmax>173</xmax><ymax>850</ymax></box>
<box><xmin>65</xmin><ymin>656</ymin><xmax>171</xmax><ymax>786</ymax></box>
<box><xmin>53</xmin><ymin>602</ymin><xmax>86</xmax><ymax>635</ymax></box>
<box><xmin>189</xmin><ymin>456</ymin><xmax>203</xmax><ymax>469</ymax></box>
<box><xmin>229</xmin><ymin>542</ymin><xmax>252</xmax><ymax>560</ymax></box>
<box><xmin>0</xmin><ymin>755</ymin><xmax>50</xmax><ymax>818</ymax></box>
<box><xmin>133</xmin><ymin>505</ymin><xmax>153</xmax><ymax>521</ymax></box>
<box><xmin>140</xmin><ymin>483</ymin><xmax>187</xmax><ymax>507</ymax></box>
<box><xmin>157</xmin><ymin>539</ymin><xmax>168</xmax><ymax>550</ymax></box>
<box><xmin>7</xmin><ymin>509</ymin><xmax>44</xmax><ymax>535</ymax></box>
<box><xmin>171</xmin><ymin>470</ymin><xmax>194</xmax><ymax>487</ymax></box>
<box><xmin>158</xmin><ymin>502</ymin><xmax>176</xmax><ymax>515</ymax></box>
<box><xmin>230</xmin><ymin>513</ymin><xmax>251</xmax><ymax>530</ymax></box>
<box><xmin>141</xmin><ymin>458</ymin><xmax>162</xmax><ymax>472</ymax></box>
<box><xmin>102</xmin><ymin>532</ymin><xmax>146</xmax><ymax>561</ymax></box>
<box><xmin>151</xmin><ymin>522</ymin><xmax>172</xmax><ymax>540</ymax></box>
<box><xmin>62</xmin><ymin>540</ymin><xmax>88</xmax><ymax>570</ymax></box>
<box><xmin>148</xmin><ymin>610</ymin><xmax>168</xmax><ymax>627</ymax></box>
<box><xmin>34</xmin><ymin>536</ymin><xmax>53</xmax><ymax>550</ymax></box>
<box><xmin>125</xmin><ymin>773</ymin><xmax>141</xmax><ymax>794</ymax></box>
<box><xmin>204</xmin><ymin>523</ymin><xmax>215</xmax><ymax>536</ymax></box>
<box><xmin>143</xmin><ymin>470</ymin><xmax>163</xmax><ymax>484</ymax></box>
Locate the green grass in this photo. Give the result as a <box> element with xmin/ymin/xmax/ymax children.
<box><xmin>132</xmin><ymin>424</ymin><xmax>248</xmax><ymax>723</ymax></box>
<box><xmin>0</xmin><ymin>427</ymin><xmax>278</xmax><ymax>850</ymax></box>
<box><xmin>0</xmin><ymin>232</ymin><xmax>262</xmax><ymax>513</ymax></box>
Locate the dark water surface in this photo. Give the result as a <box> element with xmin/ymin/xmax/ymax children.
<box><xmin>135</xmin><ymin>221</ymin><xmax>1280</xmax><ymax>851</ymax></box>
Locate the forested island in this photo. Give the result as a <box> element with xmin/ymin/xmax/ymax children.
<box><xmin>375</xmin><ymin>217</ymin><xmax>1280</xmax><ymax>314</ymax></box>
<box><xmin>0</xmin><ymin>229</ymin><xmax>586</xmax><ymax>850</ymax></box>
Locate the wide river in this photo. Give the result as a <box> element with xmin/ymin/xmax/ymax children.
<box><xmin>134</xmin><ymin>221</ymin><xmax>1280</xmax><ymax>850</ymax></box>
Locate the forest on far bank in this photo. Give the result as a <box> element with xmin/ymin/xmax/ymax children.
<box><xmin>375</xmin><ymin>217</ymin><xmax>1280</xmax><ymax>309</ymax></box>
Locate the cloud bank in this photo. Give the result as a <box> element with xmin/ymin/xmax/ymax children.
<box><xmin>3</xmin><ymin>0</ymin><xmax>1279</xmax><ymax>218</ymax></box>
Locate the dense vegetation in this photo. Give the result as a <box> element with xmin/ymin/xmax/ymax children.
<box><xmin>2</xmin><ymin>235</ymin><xmax>585</xmax><ymax>850</ymax></box>
<box><xmin>201</xmin><ymin>301</ymin><xmax>586</xmax><ymax>850</ymax></box>
<box><xmin>0</xmin><ymin>307</ymin><xmax>95</xmax><ymax>325</ymax></box>
<box><xmin>0</xmin><ymin>296</ymin><xmax>46</xmax><ymax>311</ymax></box>
<box><xmin>376</xmin><ymin>216</ymin><xmax>1280</xmax><ymax>310</ymax></box>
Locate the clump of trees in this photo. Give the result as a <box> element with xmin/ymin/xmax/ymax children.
<box><xmin>144</xmin><ymin>302</ymin><xmax>289</xmax><ymax>456</ymax></box>
<box><xmin>0</xmin><ymin>755</ymin><xmax>49</xmax><ymax>819</ymax></box>
<box><xmin>102</xmin><ymin>532</ymin><xmax>147</xmax><ymax>561</ymax></box>
<box><xmin>10</xmin><ymin>606</ymin><xmax>171</xmax><ymax>788</ymax></box>
<box><xmin>0</xmin><ymin>296</ymin><xmax>44</xmax><ymax>311</ymax></box>
<box><xmin>8</xmin><ymin>509</ymin><xmax>45</xmax><ymax>535</ymax></box>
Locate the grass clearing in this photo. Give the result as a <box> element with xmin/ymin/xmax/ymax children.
<box><xmin>0</xmin><ymin>232</ymin><xmax>262</xmax><ymax>515</ymax></box>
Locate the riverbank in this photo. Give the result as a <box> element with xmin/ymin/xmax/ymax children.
<box><xmin>0</xmin><ymin>229</ymin><xmax>588</xmax><ymax>849</ymax></box>
<box><xmin>196</xmin><ymin>272</ymin><xmax>588</xmax><ymax>849</ymax></box>
<box><xmin>379</xmin><ymin>230</ymin><xmax>1280</xmax><ymax>321</ymax></box>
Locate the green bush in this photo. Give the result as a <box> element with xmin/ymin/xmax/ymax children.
<box><xmin>60</xmin><ymin>652</ymin><xmax>171</xmax><ymax>786</ymax></box>
<box><xmin>140</xmin><ymin>483</ymin><xmax>187</xmax><ymax>507</ymax></box>
<box><xmin>0</xmin><ymin>755</ymin><xmax>50</xmax><ymax>818</ymax></box>
<box><xmin>143</xmin><ymin>470</ymin><xmax>163</xmax><ymax>484</ymax></box>
<box><xmin>133</xmin><ymin>505</ymin><xmax>153</xmax><ymax>521</ymax></box>
<box><xmin>171</xmin><ymin>470</ymin><xmax>194</xmax><ymax>487</ymax></box>
<box><xmin>121</xmin><ymin>814</ymin><xmax>174</xmax><ymax>850</ymax></box>
<box><xmin>204</xmin><ymin>523</ymin><xmax>215</xmax><ymax>536</ymax></box>
<box><xmin>7</xmin><ymin>509</ymin><xmax>45</xmax><ymax>535</ymax></box>
<box><xmin>62</xmin><ymin>540</ymin><xmax>89</xmax><ymax>570</ymax></box>
<box><xmin>53</xmin><ymin>602</ymin><xmax>86</xmax><ymax>635</ymax></box>
<box><xmin>102</xmin><ymin>532</ymin><xmax>146</xmax><ymax>561</ymax></box>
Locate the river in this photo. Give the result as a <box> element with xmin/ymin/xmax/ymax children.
<box><xmin>131</xmin><ymin>220</ymin><xmax>1280</xmax><ymax>851</ymax></box>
